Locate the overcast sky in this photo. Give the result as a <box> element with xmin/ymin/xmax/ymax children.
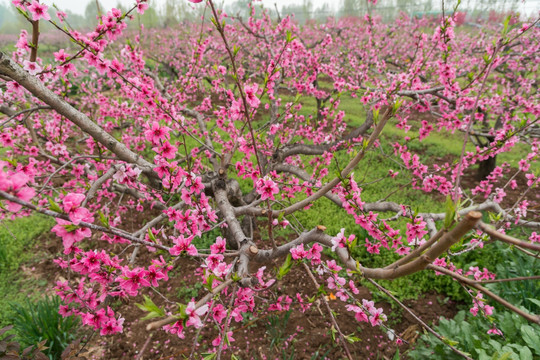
<box><xmin>0</xmin><ymin>0</ymin><xmax>337</xmax><ymax>15</ymax></box>
<box><xmin>1</xmin><ymin>0</ymin><xmax>539</xmax><ymax>16</ymax></box>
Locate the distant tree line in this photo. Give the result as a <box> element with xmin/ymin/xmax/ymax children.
<box><xmin>0</xmin><ymin>0</ymin><xmax>534</xmax><ymax>34</ymax></box>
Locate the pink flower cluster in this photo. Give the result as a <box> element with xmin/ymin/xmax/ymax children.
<box><xmin>406</xmin><ymin>216</ymin><xmax>428</xmax><ymax>245</ymax></box>
<box><xmin>0</xmin><ymin>162</ymin><xmax>35</xmax><ymax>213</ymax></box>
<box><xmin>56</xmin><ymin>254</ymin><xmax>171</xmax><ymax>336</ymax></box>
<box><xmin>346</xmin><ymin>299</ymin><xmax>386</xmax><ymax>327</ymax></box>
<box><xmin>51</xmin><ymin>193</ymin><xmax>94</xmax><ymax>254</ymax></box>
<box><xmin>469</xmin><ymin>291</ymin><xmax>494</xmax><ymax>317</ymax></box>
<box><xmin>255</xmin><ymin>176</ymin><xmax>279</xmax><ymax>200</ymax></box>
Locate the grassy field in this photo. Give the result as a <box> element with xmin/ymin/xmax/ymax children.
<box><xmin>0</xmin><ymin>215</ymin><xmax>54</xmax><ymax>328</ymax></box>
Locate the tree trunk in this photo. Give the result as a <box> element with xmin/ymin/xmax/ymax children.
<box><xmin>477</xmin><ymin>154</ymin><xmax>497</xmax><ymax>181</ymax></box>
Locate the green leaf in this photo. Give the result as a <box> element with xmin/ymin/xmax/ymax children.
<box><xmin>135</xmin><ymin>295</ymin><xmax>165</xmax><ymax>321</ymax></box>
<box><xmin>175</xmin><ymin>303</ymin><xmax>188</xmax><ymax>320</ymax></box>
<box><xmin>202</xmin><ymin>353</ymin><xmax>217</xmax><ymax>360</ymax></box>
<box><xmin>205</xmin><ymin>274</ymin><xmax>216</xmax><ymax>291</ymax></box>
<box><xmin>15</xmin><ymin>7</ymin><xmax>30</xmax><ymax>19</ymax></box>
<box><xmin>502</xmin><ymin>15</ymin><xmax>511</xmax><ymax>36</ymax></box>
<box><xmin>48</xmin><ymin>198</ymin><xmax>62</xmax><ymax>213</ymax></box>
<box><xmin>349</xmin><ymin>237</ymin><xmax>358</xmax><ymax>250</ymax></box>
<box><xmin>362</xmin><ymin>138</ymin><xmax>370</xmax><ymax>150</ymax></box>
<box><xmin>526</xmin><ymin>298</ymin><xmax>540</xmax><ymax>309</ymax></box>
<box><xmin>98</xmin><ymin>210</ymin><xmax>109</xmax><ymax>228</ymax></box>
<box><xmin>276</xmin><ymin>254</ymin><xmax>293</xmax><ymax>280</ymax></box>
<box><xmin>521</xmin><ymin>324</ymin><xmax>540</xmax><ymax>355</ymax></box>
<box><xmin>63</xmin><ymin>224</ymin><xmax>79</xmax><ymax>233</ymax></box>
<box><xmin>441</xmin><ymin>336</ymin><xmax>459</xmax><ymax>347</ymax></box>
<box><xmin>373</xmin><ymin>109</ymin><xmax>380</xmax><ymax>123</ymax></box>
<box><xmin>493</xmin><ymin>351</ymin><xmax>513</xmax><ymax>360</ymax></box>
<box><xmin>519</xmin><ymin>346</ymin><xmax>533</xmax><ymax>360</ymax></box>
<box><xmin>147</xmin><ymin>228</ymin><xmax>157</xmax><ymax>243</ymax></box>
<box><xmin>5</xmin><ymin>157</ymin><xmax>17</xmax><ymax>167</ymax></box>
<box><xmin>444</xmin><ymin>195</ymin><xmax>456</xmax><ymax>229</ymax></box>
<box><xmin>329</xmin><ymin>325</ymin><xmax>337</xmax><ymax>342</ymax></box>
<box><xmin>344</xmin><ymin>334</ymin><xmax>361</xmax><ymax>343</ymax></box>
<box><xmin>392</xmin><ymin>99</ymin><xmax>403</xmax><ymax>115</ymax></box>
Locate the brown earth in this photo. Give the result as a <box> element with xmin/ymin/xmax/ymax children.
<box><xmin>27</xmin><ymin>229</ymin><xmax>458</xmax><ymax>360</ymax></box>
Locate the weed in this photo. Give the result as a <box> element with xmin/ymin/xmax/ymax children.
<box><xmin>0</xmin><ymin>325</ymin><xmax>48</xmax><ymax>360</ymax></box>
<box><xmin>177</xmin><ymin>281</ymin><xmax>204</xmax><ymax>303</ymax></box>
<box><xmin>10</xmin><ymin>296</ymin><xmax>80</xmax><ymax>360</ymax></box>
<box><xmin>266</xmin><ymin>310</ymin><xmax>292</xmax><ymax>350</ymax></box>
<box><xmin>408</xmin><ymin>309</ymin><xmax>540</xmax><ymax>360</ymax></box>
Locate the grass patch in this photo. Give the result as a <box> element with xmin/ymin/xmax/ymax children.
<box><xmin>0</xmin><ymin>215</ymin><xmax>53</xmax><ymax>272</ymax></box>
<box><xmin>0</xmin><ymin>215</ymin><xmax>54</xmax><ymax>328</ymax></box>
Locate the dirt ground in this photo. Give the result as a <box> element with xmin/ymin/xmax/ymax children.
<box><xmin>29</xmin><ymin>230</ymin><xmax>458</xmax><ymax>360</ymax></box>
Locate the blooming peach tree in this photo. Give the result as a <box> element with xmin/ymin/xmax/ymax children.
<box><xmin>0</xmin><ymin>0</ymin><xmax>539</xmax><ymax>358</ymax></box>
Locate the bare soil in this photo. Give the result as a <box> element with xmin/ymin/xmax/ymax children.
<box><xmin>28</xmin><ymin>230</ymin><xmax>458</xmax><ymax>360</ymax></box>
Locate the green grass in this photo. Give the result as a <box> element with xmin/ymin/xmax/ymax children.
<box><xmin>0</xmin><ymin>215</ymin><xmax>53</xmax><ymax>273</ymax></box>
<box><xmin>0</xmin><ymin>215</ymin><xmax>54</xmax><ymax>328</ymax></box>
<box><xmin>10</xmin><ymin>296</ymin><xmax>80</xmax><ymax>360</ymax></box>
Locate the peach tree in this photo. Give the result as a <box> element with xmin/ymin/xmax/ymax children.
<box><xmin>0</xmin><ymin>0</ymin><xmax>539</xmax><ymax>358</ymax></box>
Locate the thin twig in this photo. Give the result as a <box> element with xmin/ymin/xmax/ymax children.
<box><xmin>428</xmin><ymin>265</ymin><xmax>539</xmax><ymax>324</ymax></box>
<box><xmin>368</xmin><ymin>279</ymin><xmax>473</xmax><ymax>360</ymax></box>
<box><xmin>216</xmin><ymin>284</ymin><xmax>238</xmax><ymax>360</ymax></box>
<box><xmin>302</xmin><ymin>263</ymin><xmax>354</xmax><ymax>360</ymax></box>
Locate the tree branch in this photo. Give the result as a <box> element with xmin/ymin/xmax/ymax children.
<box><xmin>428</xmin><ymin>265</ymin><xmax>539</xmax><ymax>324</ymax></box>
<box><xmin>478</xmin><ymin>222</ymin><xmax>540</xmax><ymax>252</ymax></box>
<box><xmin>0</xmin><ymin>51</ymin><xmax>156</xmax><ymax>179</ymax></box>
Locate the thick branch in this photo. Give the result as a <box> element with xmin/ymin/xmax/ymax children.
<box><xmin>29</xmin><ymin>20</ymin><xmax>39</xmax><ymax>63</ymax></box>
<box><xmin>478</xmin><ymin>222</ymin><xmax>540</xmax><ymax>252</ymax></box>
<box><xmin>0</xmin><ymin>51</ymin><xmax>156</xmax><ymax>177</ymax></box>
<box><xmin>0</xmin><ymin>190</ymin><xmax>169</xmax><ymax>251</ymax></box>
<box><xmin>255</xmin><ymin>211</ymin><xmax>481</xmax><ymax>280</ymax></box>
<box><xmin>213</xmin><ymin>179</ymin><xmax>246</xmax><ymax>248</ymax></box>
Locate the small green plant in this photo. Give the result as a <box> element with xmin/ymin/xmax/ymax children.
<box><xmin>177</xmin><ymin>281</ymin><xmax>204</xmax><ymax>302</ymax></box>
<box><xmin>0</xmin><ymin>325</ymin><xmax>48</xmax><ymax>360</ymax></box>
<box><xmin>9</xmin><ymin>296</ymin><xmax>79</xmax><ymax>360</ymax></box>
<box><xmin>310</xmin><ymin>345</ymin><xmax>332</xmax><ymax>360</ymax></box>
<box><xmin>266</xmin><ymin>310</ymin><xmax>292</xmax><ymax>350</ymax></box>
<box><xmin>408</xmin><ymin>309</ymin><xmax>540</xmax><ymax>360</ymax></box>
